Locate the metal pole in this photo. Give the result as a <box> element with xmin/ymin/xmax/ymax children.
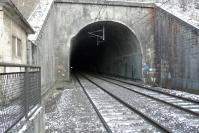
<box><xmin>24</xmin><ymin>66</ymin><xmax>30</xmax><ymax>119</ymax></box>
<box><xmin>103</xmin><ymin>24</ymin><xmax>105</xmax><ymax>41</ymax></box>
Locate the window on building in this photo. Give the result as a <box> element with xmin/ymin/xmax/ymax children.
<box><xmin>12</xmin><ymin>35</ymin><xmax>16</xmax><ymax>55</ymax></box>
<box><xmin>12</xmin><ymin>35</ymin><xmax>22</xmax><ymax>58</ymax></box>
<box><xmin>17</xmin><ymin>38</ymin><xmax>22</xmax><ymax>57</ymax></box>
<box><xmin>32</xmin><ymin>44</ymin><xmax>37</xmax><ymax>65</ymax></box>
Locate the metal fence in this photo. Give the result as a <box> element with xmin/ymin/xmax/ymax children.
<box><xmin>0</xmin><ymin>63</ymin><xmax>41</xmax><ymax>133</ymax></box>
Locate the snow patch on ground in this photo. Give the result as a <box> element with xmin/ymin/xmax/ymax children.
<box><xmin>44</xmin><ymin>79</ymin><xmax>106</xmax><ymax>132</ymax></box>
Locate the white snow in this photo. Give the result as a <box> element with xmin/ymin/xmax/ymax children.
<box><xmin>44</xmin><ymin>79</ymin><xmax>106</xmax><ymax>132</ymax></box>
<box><xmin>28</xmin><ymin>0</ymin><xmax>54</xmax><ymax>43</ymax></box>
<box><xmin>156</xmin><ymin>1</ymin><xmax>199</xmax><ymax>29</ymax></box>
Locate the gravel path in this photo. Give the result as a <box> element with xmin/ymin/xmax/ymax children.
<box><xmin>44</xmin><ymin>77</ymin><xmax>106</xmax><ymax>133</ymax></box>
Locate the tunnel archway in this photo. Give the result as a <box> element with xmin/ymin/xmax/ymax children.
<box><xmin>70</xmin><ymin>21</ymin><xmax>142</xmax><ymax>80</ymax></box>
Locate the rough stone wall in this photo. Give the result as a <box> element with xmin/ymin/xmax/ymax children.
<box><xmin>155</xmin><ymin>7</ymin><xmax>199</xmax><ymax>93</ymax></box>
<box><xmin>34</xmin><ymin>4</ymin><xmax>56</xmax><ymax>94</ymax></box>
<box><xmin>11</xmin><ymin>0</ymin><xmax>39</xmax><ymax>19</ymax></box>
<box><xmin>54</xmin><ymin>2</ymin><xmax>155</xmax><ymax>82</ymax></box>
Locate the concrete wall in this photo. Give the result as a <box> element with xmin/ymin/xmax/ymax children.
<box><xmin>96</xmin><ymin>22</ymin><xmax>142</xmax><ymax>80</ymax></box>
<box><xmin>54</xmin><ymin>1</ymin><xmax>155</xmax><ymax>82</ymax></box>
<box><xmin>34</xmin><ymin>4</ymin><xmax>56</xmax><ymax>94</ymax></box>
<box><xmin>155</xmin><ymin>7</ymin><xmax>199</xmax><ymax>93</ymax></box>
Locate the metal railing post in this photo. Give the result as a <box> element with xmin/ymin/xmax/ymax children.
<box><xmin>24</xmin><ymin>66</ymin><xmax>30</xmax><ymax>119</ymax></box>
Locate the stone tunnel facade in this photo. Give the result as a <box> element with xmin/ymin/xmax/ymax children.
<box><xmin>54</xmin><ymin>1</ymin><xmax>155</xmax><ymax>82</ymax></box>
<box><xmin>33</xmin><ymin>0</ymin><xmax>199</xmax><ymax>94</ymax></box>
<box><xmin>70</xmin><ymin>21</ymin><xmax>143</xmax><ymax>80</ymax></box>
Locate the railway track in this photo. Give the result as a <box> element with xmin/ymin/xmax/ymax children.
<box><xmin>100</xmin><ymin>74</ymin><xmax>199</xmax><ymax>104</ymax></box>
<box><xmin>91</xmin><ymin>74</ymin><xmax>199</xmax><ymax>117</ymax></box>
<box><xmin>74</xmin><ymin>74</ymin><xmax>168</xmax><ymax>133</ymax></box>
<box><xmin>81</xmin><ymin>73</ymin><xmax>199</xmax><ymax>133</ymax></box>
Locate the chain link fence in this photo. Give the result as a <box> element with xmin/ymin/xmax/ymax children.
<box><xmin>0</xmin><ymin>63</ymin><xmax>41</xmax><ymax>133</ymax></box>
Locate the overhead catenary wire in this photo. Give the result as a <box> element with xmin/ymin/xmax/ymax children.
<box><xmin>91</xmin><ymin>0</ymin><xmax>199</xmax><ymax>48</ymax></box>
<box><xmin>94</xmin><ymin>0</ymin><xmax>109</xmax><ymax>21</ymax></box>
<box><xmin>92</xmin><ymin>0</ymin><xmax>171</xmax><ymax>42</ymax></box>
<box><xmin>89</xmin><ymin>0</ymin><xmax>110</xmax><ymax>45</ymax></box>
<box><xmin>89</xmin><ymin>0</ymin><xmax>107</xmax><ymax>36</ymax></box>
<box><xmin>91</xmin><ymin>0</ymin><xmax>171</xmax><ymax>43</ymax></box>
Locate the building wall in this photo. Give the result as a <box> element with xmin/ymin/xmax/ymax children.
<box><xmin>0</xmin><ymin>8</ymin><xmax>27</xmax><ymax>66</ymax></box>
<box><xmin>155</xmin><ymin>7</ymin><xmax>199</xmax><ymax>93</ymax></box>
<box><xmin>0</xmin><ymin>10</ymin><xmax>4</xmax><ymax>63</ymax></box>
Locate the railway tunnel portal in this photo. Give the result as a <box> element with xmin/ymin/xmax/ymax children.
<box><xmin>70</xmin><ymin>21</ymin><xmax>142</xmax><ymax>80</ymax></box>
<box><xmin>54</xmin><ymin>1</ymin><xmax>155</xmax><ymax>82</ymax></box>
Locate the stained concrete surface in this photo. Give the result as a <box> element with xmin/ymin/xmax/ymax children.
<box><xmin>155</xmin><ymin>7</ymin><xmax>199</xmax><ymax>92</ymax></box>
<box><xmin>44</xmin><ymin>78</ymin><xmax>106</xmax><ymax>133</ymax></box>
<box><xmin>54</xmin><ymin>1</ymin><xmax>155</xmax><ymax>82</ymax></box>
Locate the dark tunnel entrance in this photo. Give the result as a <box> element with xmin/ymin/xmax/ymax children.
<box><xmin>70</xmin><ymin>21</ymin><xmax>142</xmax><ymax>80</ymax></box>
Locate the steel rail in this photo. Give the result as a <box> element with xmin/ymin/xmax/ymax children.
<box><xmin>74</xmin><ymin>74</ymin><xmax>112</xmax><ymax>133</ymax></box>
<box><xmin>91</xmin><ymin>74</ymin><xmax>199</xmax><ymax>117</ymax></box>
<box><xmin>80</xmin><ymin>73</ymin><xmax>170</xmax><ymax>133</ymax></box>
<box><xmin>100</xmin><ymin>74</ymin><xmax>199</xmax><ymax>105</ymax></box>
